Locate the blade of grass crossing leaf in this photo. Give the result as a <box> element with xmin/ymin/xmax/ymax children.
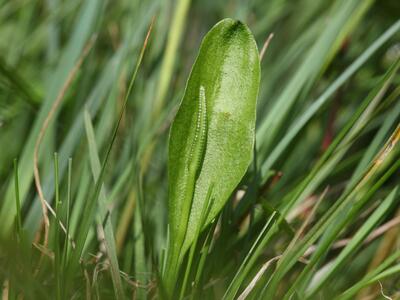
<box><xmin>84</xmin><ymin>109</ymin><xmax>124</xmax><ymax>299</ymax></box>
<box><xmin>180</xmin><ymin>184</ymin><xmax>214</xmax><ymax>300</ymax></box>
<box><xmin>161</xmin><ymin>227</ymin><xmax>170</xmax><ymax>277</ymax></box>
<box><xmin>190</xmin><ymin>220</ymin><xmax>217</xmax><ymax>299</ymax></box>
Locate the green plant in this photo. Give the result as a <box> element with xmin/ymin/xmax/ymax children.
<box><xmin>0</xmin><ymin>1</ymin><xmax>399</xmax><ymax>299</ymax></box>
<box><xmin>165</xmin><ymin>19</ymin><xmax>260</xmax><ymax>297</ymax></box>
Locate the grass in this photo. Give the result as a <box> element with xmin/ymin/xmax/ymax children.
<box><xmin>0</xmin><ymin>0</ymin><xmax>400</xmax><ymax>299</ymax></box>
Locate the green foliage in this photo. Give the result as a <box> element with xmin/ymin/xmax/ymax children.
<box><xmin>165</xmin><ymin>19</ymin><xmax>260</xmax><ymax>295</ymax></box>
<box><xmin>0</xmin><ymin>0</ymin><xmax>400</xmax><ymax>299</ymax></box>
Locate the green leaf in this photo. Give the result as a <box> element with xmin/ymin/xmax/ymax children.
<box><xmin>165</xmin><ymin>18</ymin><xmax>260</xmax><ymax>295</ymax></box>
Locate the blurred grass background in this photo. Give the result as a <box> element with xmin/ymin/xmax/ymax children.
<box><xmin>0</xmin><ymin>0</ymin><xmax>400</xmax><ymax>299</ymax></box>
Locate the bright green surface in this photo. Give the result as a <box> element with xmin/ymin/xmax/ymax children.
<box><xmin>1</xmin><ymin>0</ymin><xmax>400</xmax><ymax>299</ymax></box>
<box><xmin>166</xmin><ymin>18</ymin><xmax>260</xmax><ymax>295</ymax></box>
